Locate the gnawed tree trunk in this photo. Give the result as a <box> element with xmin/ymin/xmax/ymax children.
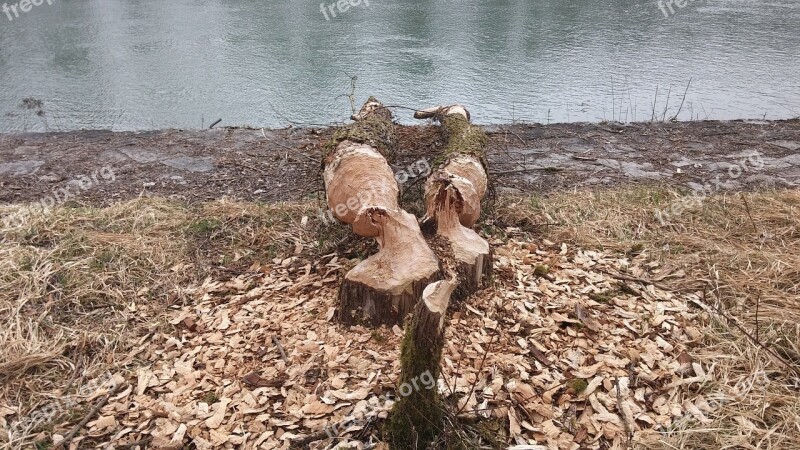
<box><xmin>324</xmin><ymin>98</ymin><xmax>440</xmax><ymax>326</ymax></box>
<box><xmin>386</xmin><ymin>278</ymin><xmax>456</xmax><ymax>449</ymax></box>
<box><xmin>417</xmin><ymin>105</ymin><xmax>493</xmax><ymax>300</ymax></box>
<box><xmin>383</xmin><ymin>106</ymin><xmax>492</xmax><ymax>448</ymax></box>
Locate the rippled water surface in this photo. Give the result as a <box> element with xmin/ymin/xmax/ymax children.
<box><xmin>1</xmin><ymin>0</ymin><xmax>798</xmax><ymax>132</ymax></box>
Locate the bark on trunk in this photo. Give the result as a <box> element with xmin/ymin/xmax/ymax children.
<box><xmin>386</xmin><ymin>278</ymin><xmax>455</xmax><ymax>449</ymax></box>
<box><xmin>324</xmin><ymin>98</ymin><xmax>440</xmax><ymax>326</ymax></box>
<box><xmin>418</xmin><ymin>105</ymin><xmax>493</xmax><ymax>300</ymax></box>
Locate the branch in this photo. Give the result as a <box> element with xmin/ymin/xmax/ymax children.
<box><xmin>54</xmin><ymin>383</ymin><xmax>123</xmax><ymax>449</ymax></box>
<box><xmin>703</xmin><ymin>288</ymin><xmax>800</xmax><ymax>377</ymax></box>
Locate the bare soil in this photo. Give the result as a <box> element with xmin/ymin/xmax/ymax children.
<box><xmin>1</xmin><ymin>119</ymin><xmax>799</xmax><ymax>206</ymax></box>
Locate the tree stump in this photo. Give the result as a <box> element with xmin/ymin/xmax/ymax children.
<box><xmin>417</xmin><ymin>105</ymin><xmax>493</xmax><ymax>300</ymax></box>
<box><xmin>324</xmin><ymin>98</ymin><xmax>440</xmax><ymax>326</ymax></box>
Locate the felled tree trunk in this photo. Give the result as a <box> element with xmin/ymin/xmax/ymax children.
<box><xmin>324</xmin><ymin>98</ymin><xmax>440</xmax><ymax>326</ymax></box>
<box><xmin>386</xmin><ymin>278</ymin><xmax>455</xmax><ymax>449</ymax></box>
<box><xmin>383</xmin><ymin>106</ymin><xmax>493</xmax><ymax>448</ymax></box>
<box><xmin>417</xmin><ymin>105</ymin><xmax>492</xmax><ymax>299</ymax></box>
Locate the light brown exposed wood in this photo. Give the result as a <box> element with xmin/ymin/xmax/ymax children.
<box><xmin>324</xmin><ymin>99</ymin><xmax>440</xmax><ymax>326</ymax></box>
<box><xmin>337</xmin><ymin>208</ymin><xmax>439</xmax><ymax>325</ymax></box>
<box><xmin>424</xmin><ymin>154</ymin><xmax>487</xmax><ymax>227</ymax></box>
<box><xmin>322</xmin><ymin>142</ymin><xmax>398</xmax><ymax>237</ymax></box>
<box><xmin>417</xmin><ymin>104</ymin><xmax>492</xmax><ymax>298</ymax></box>
<box><xmin>432</xmin><ymin>183</ymin><xmax>491</xmax><ymax>296</ymax></box>
<box><xmin>413</xmin><ymin>103</ymin><xmax>471</xmax><ymax>121</ymax></box>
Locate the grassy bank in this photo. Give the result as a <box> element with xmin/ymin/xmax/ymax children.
<box><xmin>0</xmin><ymin>187</ymin><xmax>798</xmax><ymax>449</ymax></box>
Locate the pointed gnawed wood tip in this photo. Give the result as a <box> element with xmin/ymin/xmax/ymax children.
<box><xmin>413</xmin><ymin>104</ymin><xmax>471</xmax><ymax>121</ymax></box>
<box><xmin>422</xmin><ymin>278</ymin><xmax>457</xmax><ymax>330</ymax></box>
<box><xmin>351</xmin><ymin>97</ymin><xmax>387</xmax><ymax>121</ymax></box>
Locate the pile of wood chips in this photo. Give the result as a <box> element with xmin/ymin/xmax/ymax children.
<box><xmin>72</xmin><ymin>237</ymin><xmax>714</xmax><ymax>449</ymax></box>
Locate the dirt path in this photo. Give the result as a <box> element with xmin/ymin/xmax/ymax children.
<box><xmin>1</xmin><ymin>119</ymin><xmax>799</xmax><ymax>207</ymax></box>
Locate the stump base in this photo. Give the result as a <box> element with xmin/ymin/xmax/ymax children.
<box><xmin>337</xmin><ymin>273</ymin><xmax>439</xmax><ymax>326</ymax></box>
<box><xmin>336</xmin><ymin>209</ymin><xmax>440</xmax><ymax>327</ymax></box>
<box><xmin>453</xmin><ymin>247</ymin><xmax>493</xmax><ymax>302</ymax></box>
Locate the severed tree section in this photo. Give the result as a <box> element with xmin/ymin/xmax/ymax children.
<box><xmin>386</xmin><ymin>278</ymin><xmax>455</xmax><ymax>449</ymax></box>
<box><xmin>416</xmin><ymin>105</ymin><xmax>493</xmax><ymax>299</ymax></box>
<box><xmin>384</xmin><ymin>105</ymin><xmax>493</xmax><ymax>447</ymax></box>
<box><xmin>324</xmin><ymin>98</ymin><xmax>440</xmax><ymax>326</ymax></box>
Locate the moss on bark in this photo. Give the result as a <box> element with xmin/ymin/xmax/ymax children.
<box><xmin>323</xmin><ymin>96</ymin><xmax>397</xmax><ymax>162</ymax></box>
<box><xmin>385</xmin><ymin>293</ymin><xmax>449</xmax><ymax>448</ymax></box>
<box><xmin>433</xmin><ymin>114</ymin><xmax>488</xmax><ymax>170</ymax></box>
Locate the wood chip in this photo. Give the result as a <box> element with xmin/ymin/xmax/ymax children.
<box><xmin>90</xmin><ymin>239</ymin><xmax>709</xmax><ymax>449</ymax></box>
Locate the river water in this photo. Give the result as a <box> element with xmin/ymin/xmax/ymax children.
<box><xmin>0</xmin><ymin>0</ymin><xmax>798</xmax><ymax>132</ymax></box>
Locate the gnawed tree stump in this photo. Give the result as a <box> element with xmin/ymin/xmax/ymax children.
<box><xmin>428</xmin><ymin>176</ymin><xmax>491</xmax><ymax>299</ymax></box>
<box><xmin>324</xmin><ymin>98</ymin><xmax>440</xmax><ymax>326</ymax></box>
<box><xmin>336</xmin><ymin>208</ymin><xmax>440</xmax><ymax>326</ymax></box>
<box><xmin>386</xmin><ymin>277</ymin><xmax>456</xmax><ymax>449</ymax></box>
<box><xmin>417</xmin><ymin>105</ymin><xmax>493</xmax><ymax>299</ymax></box>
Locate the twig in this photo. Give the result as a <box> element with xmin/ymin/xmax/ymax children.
<box><xmin>740</xmin><ymin>193</ymin><xmax>758</xmax><ymax>233</ymax></box>
<box><xmin>273</xmin><ymin>335</ymin><xmax>289</xmax><ymax>363</ymax></box>
<box><xmin>598</xmin><ymin>268</ymin><xmax>672</xmax><ymax>291</ymax></box>
<box><xmin>494</xmin><ymin>130</ymin><xmax>528</xmax><ymax>171</ymax></box>
<box><xmin>611</xmin><ymin>75</ymin><xmax>615</xmax><ymax>123</ymax></box>
<box><xmin>490</xmin><ymin>167</ymin><xmax>565</xmax><ymax>175</ymax></box>
<box><xmin>596</xmin><ymin>126</ymin><xmax>623</xmax><ymax>134</ymax></box>
<box><xmin>399</xmin><ymin>173</ymin><xmax>426</xmax><ymax>201</ymax></box>
<box><xmin>504</xmin><ymin>128</ymin><xmax>527</xmax><ymax>146</ymax></box>
<box><xmin>55</xmin><ymin>384</ymin><xmax>123</xmax><ymax>449</ymax></box>
<box><xmin>62</xmin><ymin>361</ymin><xmax>83</xmax><ymax>394</ymax></box>
<box><xmin>289</xmin><ymin>429</ymin><xmax>332</xmax><ymax>449</ymax></box>
<box><xmin>457</xmin><ymin>329</ymin><xmax>497</xmax><ymax>414</ymax></box>
<box><xmin>626</xmin><ymin>75</ymin><xmax>634</xmax><ymax>122</ymax></box>
<box><xmin>651</xmin><ymin>84</ymin><xmax>659</xmax><ymax>122</ymax></box>
<box><xmin>754</xmin><ymin>293</ymin><xmax>761</xmax><ymax>343</ymax></box>
<box><xmin>345</xmin><ymin>72</ymin><xmax>357</xmax><ymax>115</ymax></box>
<box><xmin>382</xmin><ymin>104</ymin><xmax>425</xmax><ymax>113</ymax></box>
<box><xmin>661</xmin><ymin>86</ymin><xmax>672</xmax><ymax>122</ymax></box>
<box><xmin>209</xmin><ymin>119</ymin><xmax>222</xmax><ymax>129</ymax></box>
<box><xmin>703</xmin><ymin>288</ymin><xmax>800</xmax><ymax>377</ymax></box>
<box><xmin>231</xmin><ymin>161</ymin><xmax>270</xmax><ymax>176</ymax></box>
<box><xmin>117</xmin><ymin>437</ymin><xmax>153</xmax><ymax>449</ymax></box>
<box><xmin>670</xmin><ymin>78</ymin><xmax>692</xmax><ymax>122</ymax></box>
<box><xmin>260</xmin><ymin>128</ymin><xmax>295</xmax><ymax>151</ymax></box>
<box><xmin>260</xmin><ymin>128</ymin><xmax>320</xmax><ymax>164</ymax></box>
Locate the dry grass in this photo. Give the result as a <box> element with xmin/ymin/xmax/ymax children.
<box><xmin>0</xmin><ymin>198</ymin><xmax>338</xmax><ymax>448</ymax></box>
<box><xmin>0</xmin><ymin>186</ymin><xmax>798</xmax><ymax>449</ymax></box>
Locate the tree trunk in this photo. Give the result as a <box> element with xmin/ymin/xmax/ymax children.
<box><xmin>384</xmin><ymin>106</ymin><xmax>494</xmax><ymax>447</ymax></box>
<box><xmin>324</xmin><ymin>98</ymin><xmax>440</xmax><ymax>326</ymax></box>
<box><xmin>386</xmin><ymin>278</ymin><xmax>455</xmax><ymax>449</ymax></box>
<box><xmin>418</xmin><ymin>105</ymin><xmax>493</xmax><ymax>300</ymax></box>
<box><xmin>325</xmin><ymin>101</ymin><xmax>493</xmax><ymax>446</ymax></box>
